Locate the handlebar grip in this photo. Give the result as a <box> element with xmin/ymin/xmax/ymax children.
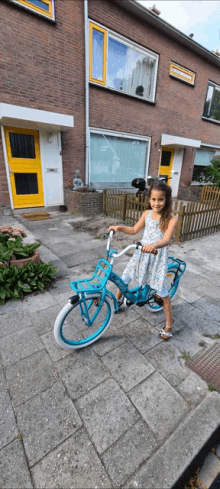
<box><xmin>136</xmin><ymin>242</ymin><xmax>158</xmax><ymax>255</ymax></box>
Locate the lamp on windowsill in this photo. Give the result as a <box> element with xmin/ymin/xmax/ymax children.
<box><xmin>47</xmin><ymin>133</ymin><xmax>53</xmax><ymax>143</ymax></box>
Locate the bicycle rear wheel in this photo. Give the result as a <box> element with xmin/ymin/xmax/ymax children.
<box><xmin>54</xmin><ymin>293</ymin><xmax>114</xmax><ymax>349</ymax></box>
<box><xmin>146</xmin><ymin>265</ymin><xmax>179</xmax><ymax>312</ymax></box>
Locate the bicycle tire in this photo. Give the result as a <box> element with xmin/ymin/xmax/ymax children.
<box><xmin>146</xmin><ymin>265</ymin><xmax>179</xmax><ymax>313</ymax></box>
<box><xmin>54</xmin><ymin>292</ymin><xmax>114</xmax><ymax>349</ymax></box>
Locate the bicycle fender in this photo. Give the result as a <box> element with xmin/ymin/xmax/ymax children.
<box><xmin>105</xmin><ymin>289</ymin><xmax>119</xmax><ymax>312</ymax></box>
<box><xmin>68</xmin><ymin>295</ymin><xmax>80</xmax><ymax>305</ymax></box>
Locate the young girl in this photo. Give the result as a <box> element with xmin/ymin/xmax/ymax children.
<box><xmin>108</xmin><ymin>181</ymin><xmax>178</xmax><ymax>340</ymax></box>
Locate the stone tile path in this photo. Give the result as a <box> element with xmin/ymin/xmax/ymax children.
<box><xmin>0</xmin><ymin>212</ymin><xmax>220</xmax><ymax>488</ymax></box>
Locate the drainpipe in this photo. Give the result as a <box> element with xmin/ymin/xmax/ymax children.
<box><xmin>84</xmin><ymin>0</ymin><xmax>90</xmax><ymax>185</ymax></box>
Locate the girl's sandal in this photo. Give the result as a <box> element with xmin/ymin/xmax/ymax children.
<box><xmin>159</xmin><ymin>323</ymin><xmax>173</xmax><ymax>340</ymax></box>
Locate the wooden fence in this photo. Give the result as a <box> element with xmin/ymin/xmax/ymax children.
<box><xmin>102</xmin><ymin>188</ymin><xmax>220</xmax><ymax>242</ymax></box>
<box><xmin>201</xmin><ymin>185</ymin><xmax>220</xmax><ymax>205</ymax></box>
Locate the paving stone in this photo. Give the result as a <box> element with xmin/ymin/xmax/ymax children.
<box><xmin>180</xmin><ymin>270</ymin><xmax>207</xmax><ymax>289</ymax></box>
<box><xmin>40</xmin><ymin>329</ymin><xmax>75</xmax><ymax>362</ymax></box>
<box><xmin>137</xmin><ymin>306</ymin><xmax>165</xmax><ymax>326</ymax></box>
<box><xmin>15</xmin><ymin>381</ymin><xmax>82</xmax><ymax>466</ymax></box>
<box><xmin>49</xmin><ymin>260</ymin><xmax>71</xmax><ymax>278</ymax></box>
<box><xmin>197</xmin><ymin>452</ymin><xmax>220</xmax><ymax>488</ymax></box>
<box><xmin>56</xmin><ymin>348</ymin><xmax>110</xmax><ymax>400</ymax></box>
<box><xmin>201</xmin><ymin>270</ymin><xmax>220</xmax><ymax>287</ymax></box>
<box><xmin>177</xmin><ymin>285</ymin><xmax>204</xmax><ymax>303</ymax></box>
<box><xmin>145</xmin><ymin>341</ymin><xmax>189</xmax><ymax>387</ymax></box>
<box><xmin>126</xmin><ymin>392</ymin><xmax>220</xmax><ymax>489</ymax></box>
<box><xmin>55</xmin><ymin>291</ymin><xmax>74</xmax><ymax>308</ymax></box>
<box><xmin>102</xmin><ymin>341</ymin><xmax>155</xmax><ymax>391</ymax></box>
<box><xmin>0</xmin><ymin>311</ymin><xmax>33</xmax><ymax>338</ymax></box>
<box><xmin>0</xmin><ymin>299</ymin><xmax>25</xmax><ymax>316</ymax></box>
<box><xmin>181</xmin><ymin>307</ymin><xmax>220</xmax><ymax>337</ymax></box>
<box><xmin>22</xmin><ymin>291</ymin><xmax>57</xmax><ymax>313</ymax></box>
<box><xmin>0</xmin><ymin>440</ymin><xmax>33</xmax><ymax>488</ymax></box>
<box><xmin>75</xmin><ymin>378</ymin><xmax>140</xmax><ymax>454</ymax></box>
<box><xmin>177</xmin><ymin>372</ymin><xmax>208</xmax><ymax>406</ymax></box>
<box><xmin>29</xmin><ymin>304</ymin><xmax>61</xmax><ymax>335</ymax></box>
<box><xmin>31</xmin><ymin>428</ymin><xmax>111</xmax><ymax>488</ymax></box>
<box><xmin>123</xmin><ymin>318</ymin><xmax>163</xmax><ymax>354</ymax></box>
<box><xmin>101</xmin><ymin>419</ymin><xmax>157</xmax><ymax>487</ymax></box>
<box><xmin>192</xmin><ymin>295</ymin><xmax>220</xmax><ymax>322</ymax></box>
<box><xmin>129</xmin><ymin>371</ymin><xmax>190</xmax><ymax>443</ymax></box>
<box><xmin>46</xmin><ymin>241</ymin><xmax>78</xmax><ymax>257</ymax></box>
<box><xmin>172</xmin><ymin>326</ymin><xmax>205</xmax><ymax>356</ymax></box>
<box><xmin>90</xmin><ymin>325</ymin><xmax>127</xmax><ymax>356</ymax></box>
<box><xmin>0</xmin><ymin>390</ymin><xmax>18</xmax><ymax>449</ymax></box>
<box><xmin>0</xmin><ymin>327</ymin><xmax>44</xmax><ymax>367</ymax></box>
<box><xmin>111</xmin><ymin>307</ymin><xmax>142</xmax><ymax>328</ymax></box>
<box><xmin>5</xmin><ymin>350</ymin><xmax>58</xmax><ymax>407</ymax></box>
<box><xmin>61</xmin><ymin>250</ymin><xmax>100</xmax><ymax>268</ymax></box>
<box><xmin>49</xmin><ymin>278</ymin><xmax>72</xmax><ymax>296</ymax></box>
<box><xmin>195</xmin><ymin>282</ymin><xmax>220</xmax><ymax>301</ymax></box>
<box><xmin>0</xmin><ymin>365</ymin><xmax>7</xmax><ymax>392</ymax></box>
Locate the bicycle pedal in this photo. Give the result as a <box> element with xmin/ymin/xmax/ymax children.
<box><xmin>154</xmin><ymin>295</ymin><xmax>164</xmax><ymax>306</ymax></box>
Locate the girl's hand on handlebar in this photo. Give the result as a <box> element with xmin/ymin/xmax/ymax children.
<box><xmin>108</xmin><ymin>225</ymin><xmax>118</xmax><ymax>234</ymax></box>
<box><xmin>142</xmin><ymin>244</ymin><xmax>157</xmax><ymax>254</ymax></box>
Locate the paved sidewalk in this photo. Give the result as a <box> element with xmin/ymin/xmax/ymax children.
<box><xmin>1</xmin><ymin>212</ymin><xmax>220</xmax><ymax>488</ymax></box>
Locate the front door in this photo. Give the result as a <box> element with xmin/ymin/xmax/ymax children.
<box><xmin>159</xmin><ymin>147</ymin><xmax>174</xmax><ymax>184</ymax></box>
<box><xmin>4</xmin><ymin>127</ymin><xmax>44</xmax><ymax>208</ymax></box>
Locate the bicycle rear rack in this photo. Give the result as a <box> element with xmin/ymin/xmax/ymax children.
<box><xmin>70</xmin><ymin>259</ymin><xmax>112</xmax><ymax>294</ymax></box>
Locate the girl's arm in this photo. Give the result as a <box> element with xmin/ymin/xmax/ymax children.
<box><xmin>154</xmin><ymin>215</ymin><xmax>178</xmax><ymax>249</ymax></box>
<box><xmin>142</xmin><ymin>215</ymin><xmax>178</xmax><ymax>253</ymax></box>
<box><xmin>108</xmin><ymin>210</ymin><xmax>149</xmax><ymax>236</ymax></box>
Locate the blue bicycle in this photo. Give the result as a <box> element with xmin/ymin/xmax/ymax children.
<box><xmin>54</xmin><ymin>231</ymin><xmax>186</xmax><ymax>349</ymax></box>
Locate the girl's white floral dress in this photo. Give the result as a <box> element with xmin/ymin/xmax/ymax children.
<box><xmin>122</xmin><ymin>210</ymin><xmax>168</xmax><ymax>291</ymax></box>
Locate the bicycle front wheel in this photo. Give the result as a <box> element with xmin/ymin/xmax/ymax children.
<box><xmin>146</xmin><ymin>265</ymin><xmax>179</xmax><ymax>313</ymax></box>
<box><xmin>54</xmin><ymin>293</ymin><xmax>114</xmax><ymax>349</ymax></box>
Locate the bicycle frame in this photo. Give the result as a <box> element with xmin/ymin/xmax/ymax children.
<box><xmin>69</xmin><ymin>231</ymin><xmax>186</xmax><ymax>323</ymax></box>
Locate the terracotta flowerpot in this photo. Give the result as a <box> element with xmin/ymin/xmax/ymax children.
<box><xmin>9</xmin><ymin>250</ymin><xmax>40</xmax><ymax>268</ymax></box>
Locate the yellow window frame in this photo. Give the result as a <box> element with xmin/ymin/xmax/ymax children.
<box><xmin>11</xmin><ymin>0</ymin><xmax>53</xmax><ymax>19</ymax></box>
<box><xmin>170</xmin><ymin>62</ymin><xmax>195</xmax><ymax>85</ymax></box>
<box><xmin>89</xmin><ymin>22</ymin><xmax>107</xmax><ymax>85</ymax></box>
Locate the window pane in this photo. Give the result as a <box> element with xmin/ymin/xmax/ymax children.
<box><xmin>107</xmin><ymin>37</ymin><xmax>156</xmax><ymax>100</ymax></box>
<box><xmin>26</xmin><ymin>0</ymin><xmax>49</xmax><ymax>11</ymax></box>
<box><xmin>90</xmin><ymin>133</ymin><xmax>148</xmax><ymax>184</ymax></box>
<box><xmin>9</xmin><ymin>133</ymin><xmax>35</xmax><ymax>159</ymax></box>
<box><xmin>203</xmin><ymin>84</ymin><xmax>214</xmax><ymax>117</ymax></box>
<box><xmin>92</xmin><ymin>29</ymin><xmax>104</xmax><ymax>81</ymax></box>
<box><xmin>161</xmin><ymin>151</ymin><xmax>172</xmax><ymax>166</ymax></box>
<box><xmin>210</xmin><ymin>87</ymin><xmax>220</xmax><ymax>121</ymax></box>
<box><xmin>14</xmin><ymin>173</ymin><xmax>38</xmax><ymax>195</ymax></box>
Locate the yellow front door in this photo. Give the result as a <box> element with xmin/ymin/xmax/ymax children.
<box><xmin>159</xmin><ymin>147</ymin><xmax>174</xmax><ymax>184</ymax></box>
<box><xmin>4</xmin><ymin>127</ymin><xmax>44</xmax><ymax>208</ymax></box>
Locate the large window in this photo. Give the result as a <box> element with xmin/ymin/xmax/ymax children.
<box><xmin>89</xmin><ymin>22</ymin><xmax>158</xmax><ymax>102</ymax></box>
<box><xmin>203</xmin><ymin>82</ymin><xmax>220</xmax><ymax>122</ymax></box>
<box><xmin>90</xmin><ymin>130</ymin><xmax>150</xmax><ymax>187</ymax></box>
<box><xmin>9</xmin><ymin>0</ymin><xmax>54</xmax><ymax>20</ymax></box>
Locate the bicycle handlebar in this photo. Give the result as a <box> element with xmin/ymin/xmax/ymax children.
<box><xmin>106</xmin><ymin>230</ymin><xmax>157</xmax><ymax>258</ymax></box>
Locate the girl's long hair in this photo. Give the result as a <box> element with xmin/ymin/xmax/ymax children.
<box><xmin>147</xmin><ymin>182</ymin><xmax>173</xmax><ymax>232</ymax></box>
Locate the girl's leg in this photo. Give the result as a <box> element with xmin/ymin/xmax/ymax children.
<box><xmin>160</xmin><ymin>294</ymin><xmax>173</xmax><ymax>339</ymax></box>
<box><xmin>116</xmin><ymin>276</ymin><xmax>131</xmax><ymax>303</ymax></box>
<box><xmin>116</xmin><ymin>289</ymin><xmax>122</xmax><ymax>300</ymax></box>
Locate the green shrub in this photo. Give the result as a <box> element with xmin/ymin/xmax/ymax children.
<box><xmin>204</xmin><ymin>155</ymin><xmax>220</xmax><ymax>188</ymax></box>
<box><xmin>0</xmin><ymin>262</ymin><xmax>57</xmax><ymax>305</ymax></box>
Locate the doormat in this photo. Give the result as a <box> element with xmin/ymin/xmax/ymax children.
<box><xmin>187</xmin><ymin>342</ymin><xmax>220</xmax><ymax>393</ymax></box>
<box><xmin>21</xmin><ymin>212</ymin><xmax>52</xmax><ymax>221</ymax></box>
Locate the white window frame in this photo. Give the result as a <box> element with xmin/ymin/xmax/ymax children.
<box><xmin>8</xmin><ymin>0</ymin><xmax>55</xmax><ymax>21</ymax></box>
<box><xmin>89</xmin><ymin>19</ymin><xmax>159</xmax><ymax>103</ymax></box>
<box><xmin>203</xmin><ymin>81</ymin><xmax>220</xmax><ymax>125</ymax></box>
<box><xmin>89</xmin><ymin>127</ymin><xmax>151</xmax><ymax>185</ymax></box>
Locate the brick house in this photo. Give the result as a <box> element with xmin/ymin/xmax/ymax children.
<box><xmin>1</xmin><ymin>0</ymin><xmax>220</xmax><ymax>213</ymax></box>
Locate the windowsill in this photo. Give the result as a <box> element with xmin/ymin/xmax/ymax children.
<box><xmin>89</xmin><ymin>81</ymin><xmax>156</xmax><ymax>105</ymax></box>
<box><xmin>202</xmin><ymin>116</ymin><xmax>220</xmax><ymax>125</ymax></box>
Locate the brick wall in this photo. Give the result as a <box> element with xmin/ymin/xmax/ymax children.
<box><xmin>0</xmin><ymin>0</ymin><xmax>86</xmax><ymax>208</ymax></box>
<box><xmin>88</xmin><ymin>0</ymin><xmax>220</xmax><ymax>184</ymax></box>
<box><xmin>64</xmin><ymin>189</ymin><xmax>103</xmax><ymax>216</ymax></box>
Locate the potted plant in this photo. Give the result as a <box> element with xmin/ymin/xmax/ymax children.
<box><xmin>0</xmin><ymin>229</ymin><xmax>40</xmax><ymax>268</ymax></box>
